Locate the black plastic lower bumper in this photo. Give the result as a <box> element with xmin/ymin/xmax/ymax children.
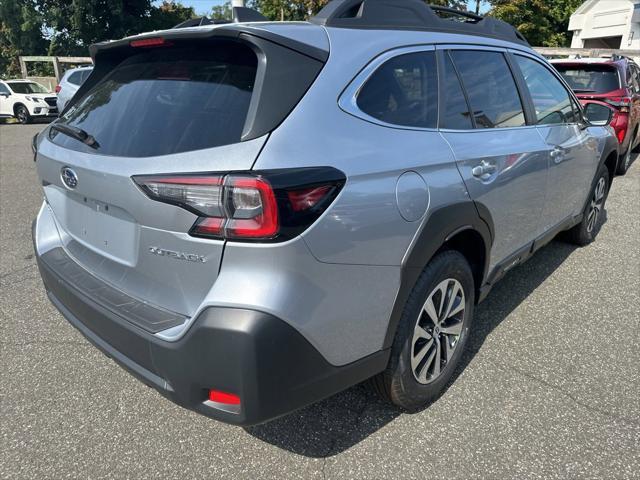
<box><xmin>36</xmin><ymin>246</ymin><xmax>388</xmax><ymax>426</ymax></box>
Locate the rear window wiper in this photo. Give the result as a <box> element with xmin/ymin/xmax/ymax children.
<box><xmin>573</xmin><ymin>89</ymin><xmax>597</xmax><ymax>93</ymax></box>
<box><xmin>51</xmin><ymin>123</ymin><xmax>100</xmax><ymax>149</ymax></box>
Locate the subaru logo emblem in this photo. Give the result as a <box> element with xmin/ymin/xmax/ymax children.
<box><xmin>61</xmin><ymin>167</ymin><xmax>78</xmax><ymax>189</ymax></box>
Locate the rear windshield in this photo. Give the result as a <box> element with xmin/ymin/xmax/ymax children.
<box><xmin>50</xmin><ymin>42</ymin><xmax>257</xmax><ymax>157</ymax></box>
<box><xmin>554</xmin><ymin>64</ymin><xmax>621</xmax><ymax>94</ymax></box>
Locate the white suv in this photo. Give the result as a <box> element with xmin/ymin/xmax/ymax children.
<box><xmin>0</xmin><ymin>79</ymin><xmax>58</xmax><ymax>124</ymax></box>
<box><xmin>56</xmin><ymin>66</ymin><xmax>93</xmax><ymax>112</ymax></box>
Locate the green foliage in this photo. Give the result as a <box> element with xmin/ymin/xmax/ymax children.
<box><xmin>488</xmin><ymin>0</ymin><xmax>583</xmax><ymax>47</ymax></box>
<box><xmin>250</xmin><ymin>0</ymin><xmax>326</xmax><ymax>21</ymax></box>
<box><xmin>211</xmin><ymin>2</ymin><xmax>233</xmax><ymax>21</ymax></box>
<box><xmin>0</xmin><ymin>0</ymin><xmax>196</xmax><ymax>77</ymax></box>
<box><xmin>0</xmin><ymin>0</ymin><xmax>48</xmax><ymax>77</ymax></box>
<box><xmin>250</xmin><ymin>0</ymin><xmax>467</xmax><ymax>21</ymax></box>
<box><xmin>0</xmin><ymin>0</ymin><xmax>588</xmax><ymax>78</ymax></box>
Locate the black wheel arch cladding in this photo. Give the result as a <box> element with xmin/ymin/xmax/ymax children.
<box><xmin>383</xmin><ymin>201</ymin><xmax>493</xmax><ymax>349</ymax></box>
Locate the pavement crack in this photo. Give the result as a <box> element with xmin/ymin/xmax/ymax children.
<box><xmin>489</xmin><ymin>359</ymin><xmax>640</xmax><ymax>426</ymax></box>
<box><xmin>0</xmin><ymin>264</ymin><xmax>36</xmax><ymax>280</ymax></box>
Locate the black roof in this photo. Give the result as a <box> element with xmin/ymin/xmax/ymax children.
<box><xmin>310</xmin><ymin>0</ymin><xmax>529</xmax><ymax>46</ymax></box>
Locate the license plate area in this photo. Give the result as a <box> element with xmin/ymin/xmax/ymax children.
<box><xmin>45</xmin><ymin>187</ymin><xmax>138</xmax><ymax>266</ymax></box>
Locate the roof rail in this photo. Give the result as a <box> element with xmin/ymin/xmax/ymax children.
<box><xmin>309</xmin><ymin>0</ymin><xmax>529</xmax><ymax>46</ymax></box>
<box><xmin>172</xmin><ymin>7</ymin><xmax>267</xmax><ymax>29</ymax></box>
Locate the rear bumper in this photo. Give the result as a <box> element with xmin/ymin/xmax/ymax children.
<box><xmin>34</xmin><ymin>233</ymin><xmax>387</xmax><ymax>426</ymax></box>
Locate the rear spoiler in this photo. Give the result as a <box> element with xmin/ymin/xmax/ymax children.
<box><xmin>88</xmin><ymin>23</ymin><xmax>328</xmax><ymax>63</ymax></box>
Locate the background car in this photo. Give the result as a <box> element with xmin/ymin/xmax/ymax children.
<box><xmin>552</xmin><ymin>56</ymin><xmax>640</xmax><ymax>175</ymax></box>
<box><xmin>56</xmin><ymin>66</ymin><xmax>93</xmax><ymax>112</ymax></box>
<box><xmin>0</xmin><ymin>79</ymin><xmax>57</xmax><ymax>124</ymax></box>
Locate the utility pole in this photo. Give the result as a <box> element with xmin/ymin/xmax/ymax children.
<box><xmin>475</xmin><ymin>0</ymin><xmax>481</xmax><ymax>15</ymax></box>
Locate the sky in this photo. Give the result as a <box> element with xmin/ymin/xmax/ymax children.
<box><xmin>161</xmin><ymin>0</ymin><xmax>490</xmax><ymax>16</ymax></box>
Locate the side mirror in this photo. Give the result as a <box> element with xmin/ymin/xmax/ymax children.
<box><xmin>0</xmin><ymin>92</ymin><xmax>9</xmax><ymax>98</ymax></box>
<box><xmin>583</xmin><ymin>102</ymin><xmax>614</xmax><ymax>126</ymax></box>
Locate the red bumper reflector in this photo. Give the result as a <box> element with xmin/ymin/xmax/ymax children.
<box><xmin>208</xmin><ymin>389</ymin><xmax>241</xmax><ymax>405</ymax></box>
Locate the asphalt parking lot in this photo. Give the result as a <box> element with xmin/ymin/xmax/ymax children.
<box><xmin>1</xmin><ymin>123</ymin><xmax>639</xmax><ymax>479</ymax></box>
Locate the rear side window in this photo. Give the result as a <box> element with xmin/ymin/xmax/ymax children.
<box><xmin>515</xmin><ymin>55</ymin><xmax>579</xmax><ymax>125</ymax></box>
<box><xmin>51</xmin><ymin>42</ymin><xmax>257</xmax><ymax>157</ymax></box>
<box><xmin>67</xmin><ymin>71</ymin><xmax>83</xmax><ymax>85</ymax></box>
<box><xmin>449</xmin><ymin>50</ymin><xmax>526</xmax><ymax>129</ymax></box>
<box><xmin>440</xmin><ymin>53</ymin><xmax>473</xmax><ymax>130</ymax></box>
<box><xmin>554</xmin><ymin>64</ymin><xmax>621</xmax><ymax>94</ymax></box>
<box><xmin>356</xmin><ymin>51</ymin><xmax>437</xmax><ymax>128</ymax></box>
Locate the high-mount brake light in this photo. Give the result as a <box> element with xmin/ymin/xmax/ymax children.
<box><xmin>130</xmin><ymin>37</ymin><xmax>171</xmax><ymax>48</ymax></box>
<box><xmin>133</xmin><ymin>169</ymin><xmax>346</xmax><ymax>242</ymax></box>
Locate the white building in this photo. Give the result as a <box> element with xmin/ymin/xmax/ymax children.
<box><xmin>569</xmin><ymin>0</ymin><xmax>640</xmax><ymax>49</ymax></box>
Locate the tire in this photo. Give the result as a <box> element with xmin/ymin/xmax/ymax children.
<box><xmin>15</xmin><ymin>105</ymin><xmax>31</xmax><ymax>124</ymax></box>
<box><xmin>617</xmin><ymin>146</ymin><xmax>633</xmax><ymax>175</ymax></box>
<box><xmin>566</xmin><ymin>164</ymin><xmax>610</xmax><ymax>246</ymax></box>
<box><xmin>370</xmin><ymin>250</ymin><xmax>475</xmax><ymax>411</ymax></box>
<box><xmin>632</xmin><ymin>128</ymin><xmax>640</xmax><ymax>154</ymax></box>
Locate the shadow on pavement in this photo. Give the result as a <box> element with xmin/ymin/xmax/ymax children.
<box><xmin>246</xmin><ymin>235</ymin><xmax>586</xmax><ymax>457</ymax></box>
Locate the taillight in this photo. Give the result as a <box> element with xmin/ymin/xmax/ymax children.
<box><xmin>605</xmin><ymin>96</ymin><xmax>632</xmax><ymax>112</ymax></box>
<box><xmin>133</xmin><ymin>168</ymin><xmax>345</xmax><ymax>242</ymax></box>
<box><xmin>610</xmin><ymin>110</ymin><xmax>629</xmax><ymax>145</ymax></box>
<box><xmin>54</xmin><ymin>85</ymin><xmax>61</xmax><ymax>93</ymax></box>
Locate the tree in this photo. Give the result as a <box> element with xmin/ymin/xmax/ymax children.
<box><xmin>488</xmin><ymin>0</ymin><xmax>583</xmax><ymax>47</ymax></box>
<box><xmin>211</xmin><ymin>2</ymin><xmax>232</xmax><ymax>21</ymax></box>
<box><xmin>251</xmin><ymin>0</ymin><xmax>468</xmax><ymax>22</ymax></box>
<box><xmin>0</xmin><ymin>0</ymin><xmax>48</xmax><ymax>77</ymax></box>
<box><xmin>40</xmin><ymin>0</ymin><xmax>195</xmax><ymax>56</ymax></box>
<box><xmin>147</xmin><ymin>1</ymin><xmax>196</xmax><ymax>31</ymax></box>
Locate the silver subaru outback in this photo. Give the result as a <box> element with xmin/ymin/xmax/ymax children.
<box><xmin>33</xmin><ymin>0</ymin><xmax>619</xmax><ymax>425</ymax></box>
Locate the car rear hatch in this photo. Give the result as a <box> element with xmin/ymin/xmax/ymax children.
<box><xmin>553</xmin><ymin>62</ymin><xmax>626</xmax><ymax>102</ymax></box>
<box><xmin>36</xmin><ymin>24</ymin><xmax>327</xmax><ymax>320</ymax></box>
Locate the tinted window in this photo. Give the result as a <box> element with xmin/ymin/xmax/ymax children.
<box><xmin>450</xmin><ymin>50</ymin><xmax>525</xmax><ymax>129</ymax></box>
<box><xmin>68</xmin><ymin>71</ymin><xmax>83</xmax><ymax>85</ymax></box>
<box><xmin>516</xmin><ymin>56</ymin><xmax>579</xmax><ymax>125</ymax></box>
<box><xmin>357</xmin><ymin>51</ymin><xmax>437</xmax><ymax>128</ymax></box>
<box><xmin>80</xmin><ymin>69</ymin><xmax>92</xmax><ymax>82</ymax></box>
<box><xmin>440</xmin><ymin>53</ymin><xmax>473</xmax><ymax>129</ymax></box>
<box><xmin>0</xmin><ymin>83</ymin><xmax>10</xmax><ymax>95</ymax></box>
<box><xmin>554</xmin><ymin>64</ymin><xmax>621</xmax><ymax>94</ymax></box>
<box><xmin>7</xmin><ymin>82</ymin><xmax>49</xmax><ymax>94</ymax></box>
<box><xmin>51</xmin><ymin>42</ymin><xmax>257</xmax><ymax>157</ymax></box>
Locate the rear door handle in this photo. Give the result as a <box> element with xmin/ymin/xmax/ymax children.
<box><xmin>472</xmin><ymin>160</ymin><xmax>497</xmax><ymax>179</ymax></box>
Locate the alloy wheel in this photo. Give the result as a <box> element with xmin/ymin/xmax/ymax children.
<box><xmin>16</xmin><ymin>107</ymin><xmax>28</xmax><ymax>124</ymax></box>
<box><xmin>586</xmin><ymin>177</ymin><xmax>606</xmax><ymax>233</ymax></box>
<box><xmin>411</xmin><ymin>278</ymin><xmax>466</xmax><ymax>384</ymax></box>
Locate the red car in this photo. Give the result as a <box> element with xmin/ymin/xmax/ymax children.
<box><xmin>552</xmin><ymin>56</ymin><xmax>639</xmax><ymax>175</ymax></box>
